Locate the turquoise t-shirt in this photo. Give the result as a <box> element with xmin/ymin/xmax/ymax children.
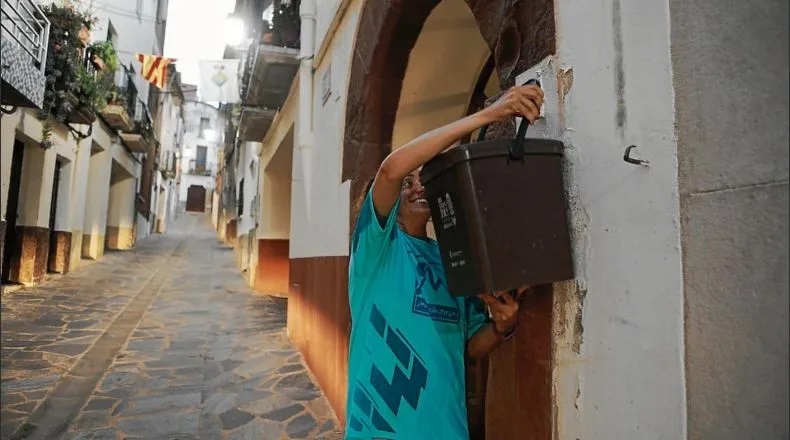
<box><xmin>345</xmin><ymin>189</ymin><xmax>490</xmax><ymax>440</ymax></box>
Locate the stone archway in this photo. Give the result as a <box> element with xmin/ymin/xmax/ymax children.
<box><xmin>342</xmin><ymin>0</ymin><xmax>557</xmax><ymax>438</ymax></box>
<box><xmin>343</xmin><ymin>0</ymin><xmax>556</xmax><ymax>207</ymax></box>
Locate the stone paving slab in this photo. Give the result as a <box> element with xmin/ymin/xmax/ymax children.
<box><xmin>1</xmin><ymin>226</ymin><xmax>186</xmax><ymax>439</ymax></box>
<box><xmin>1</xmin><ymin>215</ymin><xmax>344</xmax><ymax>439</ymax></box>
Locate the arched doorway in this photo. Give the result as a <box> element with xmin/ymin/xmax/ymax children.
<box><xmin>343</xmin><ymin>0</ymin><xmax>556</xmax><ymax>438</ymax></box>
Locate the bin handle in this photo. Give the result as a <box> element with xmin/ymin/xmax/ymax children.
<box><xmin>508</xmin><ymin>78</ymin><xmax>540</xmax><ymax>161</ymax></box>
<box><xmin>474</xmin><ymin>79</ymin><xmax>542</xmax><ymax>162</ymax></box>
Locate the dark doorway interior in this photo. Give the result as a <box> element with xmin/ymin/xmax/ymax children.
<box><xmin>47</xmin><ymin>159</ymin><xmax>62</xmax><ymax>272</ymax></box>
<box><xmin>2</xmin><ymin>140</ymin><xmax>25</xmax><ymax>283</ymax></box>
<box><xmin>185</xmin><ymin>185</ymin><xmax>207</xmax><ymax>213</ymax></box>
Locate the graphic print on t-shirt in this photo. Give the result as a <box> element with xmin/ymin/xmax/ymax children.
<box><xmin>348</xmin><ymin>304</ymin><xmax>429</xmax><ymax>434</ymax></box>
<box><xmin>408</xmin><ymin>248</ymin><xmax>459</xmax><ymax>324</ymax></box>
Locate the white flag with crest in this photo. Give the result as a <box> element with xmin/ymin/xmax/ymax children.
<box><xmin>198</xmin><ymin>59</ymin><xmax>241</xmax><ymax>103</ymax></box>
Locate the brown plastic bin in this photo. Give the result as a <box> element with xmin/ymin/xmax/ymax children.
<box><xmin>420</xmin><ymin>119</ymin><xmax>574</xmax><ymax>297</ymax></box>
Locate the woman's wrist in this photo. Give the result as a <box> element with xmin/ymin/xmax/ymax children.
<box><xmin>474</xmin><ymin>106</ymin><xmax>499</xmax><ymax>127</ymax></box>
<box><xmin>492</xmin><ymin>321</ymin><xmax>516</xmax><ymax>340</ymax></box>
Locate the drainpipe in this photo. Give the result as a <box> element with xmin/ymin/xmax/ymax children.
<box><xmin>297</xmin><ymin>0</ymin><xmax>316</xmax><ymax>220</ymax></box>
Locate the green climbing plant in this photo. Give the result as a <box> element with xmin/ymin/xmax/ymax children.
<box><xmin>37</xmin><ymin>3</ymin><xmax>111</xmax><ymax>147</ymax></box>
<box><xmin>73</xmin><ymin>66</ymin><xmax>113</xmax><ymax>111</ymax></box>
<box><xmin>89</xmin><ymin>40</ymin><xmax>119</xmax><ymax>73</ymax></box>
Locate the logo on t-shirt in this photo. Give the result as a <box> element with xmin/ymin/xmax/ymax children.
<box><xmin>410</xmin><ymin>252</ymin><xmax>459</xmax><ymax>324</ymax></box>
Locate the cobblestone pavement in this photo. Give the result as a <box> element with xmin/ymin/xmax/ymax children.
<box><xmin>1</xmin><ymin>214</ymin><xmax>342</xmax><ymax>439</ymax></box>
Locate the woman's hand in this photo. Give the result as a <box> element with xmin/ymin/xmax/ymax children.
<box><xmin>370</xmin><ymin>84</ymin><xmax>543</xmax><ymax>218</ymax></box>
<box><xmin>479</xmin><ymin>286</ymin><xmax>529</xmax><ymax>334</ymax></box>
<box><xmin>467</xmin><ymin>287</ymin><xmax>530</xmax><ymax>358</ymax></box>
<box><xmin>481</xmin><ymin>84</ymin><xmax>544</xmax><ymax>124</ymax></box>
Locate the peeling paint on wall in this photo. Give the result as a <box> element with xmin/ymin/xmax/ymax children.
<box><xmin>557</xmin><ymin>66</ymin><xmax>574</xmax><ymax>109</ymax></box>
<box><xmin>514</xmin><ymin>49</ymin><xmax>595</xmax><ymax>440</ymax></box>
<box><xmin>551</xmin><ymin>279</ymin><xmax>586</xmax><ymax>440</ymax></box>
<box><xmin>552</xmin><ymin>280</ymin><xmax>586</xmax><ymax>350</ymax></box>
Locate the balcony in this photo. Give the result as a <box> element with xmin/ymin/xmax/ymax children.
<box><xmin>238</xmin><ymin>106</ymin><xmax>276</xmax><ymax>142</ymax></box>
<box><xmin>243</xmin><ymin>43</ymin><xmax>299</xmax><ymax>109</ymax></box>
<box><xmin>0</xmin><ymin>0</ymin><xmax>50</xmax><ymax>109</ymax></box>
<box><xmin>26</xmin><ymin>5</ymin><xmax>121</xmax><ymax>147</ymax></box>
<box><xmin>53</xmin><ymin>46</ymin><xmax>108</xmax><ymax>126</ymax></box>
<box><xmin>162</xmin><ymin>154</ymin><xmax>177</xmax><ymax>179</ymax></box>
<box><xmin>119</xmin><ymin>98</ymin><xmax>155</xmax><ymax>153</ymax></box>
<box><xmin>235</xmin><ymin>2</ymin><xmax>300</xmax><ymax>142</ymax></box>
<box><xmin>100</xmin><ymin>65</ymin><xmax>136</xmax><ymax>132</ymax></box>
<box><xmin>153</xmin><ymin>142</ymin><xmax>161</xmax><ymax>169</ymax></box>
<box><xmin>188</xmin><ymin>168</ymin><xmax>213</xmax><ymax>177</ymax></box>
<box><xmin>188</xmin><ymin>160</ymin><xmax>213</xmax><ymax>176</ymax></box>
<box><xmin>223</xmin><ymin>106</ymin><xmax>239</xmax><ymax>159</ymax></box>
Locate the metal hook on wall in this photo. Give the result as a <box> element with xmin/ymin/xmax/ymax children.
<box><xmin>623</xmin><ymin>145</ymin><xmax>649</xmax><ymax>166</ymax></box>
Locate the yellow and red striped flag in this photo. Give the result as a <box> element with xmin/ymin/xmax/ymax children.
<box><xmin>135</xmin><ymin>53</ymin><xmax>174</xmax><ymax>89</ymax></box>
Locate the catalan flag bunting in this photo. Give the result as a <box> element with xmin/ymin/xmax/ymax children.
<box><xmin>135</xmin><ymin>53</ymin><xmax>174</xmax><ymax>89</ymax></box>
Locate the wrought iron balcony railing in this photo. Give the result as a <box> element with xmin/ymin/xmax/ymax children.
<box><xmin>0</xmin><ymin>0</ymin><xmax>50</xmax><ymax>72</ymax></box>
<box><xmin>188</xmin><ymin>159</ymin><xmax>212</xmax><ymax>176</ymax></box>
<box><xmin>101</xmin><ymin>65</ymin><xmax>138</xmax><ymax>131</ymax></box>
<box><xmin>130</xmin><ymin>97</ymin><xmax>154</xmax><ymax>140</ymax></box>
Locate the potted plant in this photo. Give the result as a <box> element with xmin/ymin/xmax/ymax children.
<box><xmin>72</xmin><ymin>66</ymin><xmax>112</xmax><ymax>112</ymax></box>
<box><xmin>100</xmin><ymin>84</ymin><xmax>134</xmax><ymax>131</ymax></box>
<box><xmin>89</xmin><ymin>40</ymin><xmax>119</xmax><ymax>72</ymax></box>
<box><xmin>271</xmin><ymin>1</ymin><xmax>300</xmax><ymax>48</ymax></box>
<box><xmin>39</xmin><ymin>3</ymin><xmax>96</xmax><ymax>147</ymax></box>
<box><xmin>106</xmin><ymin>84</ymin><xmax>125</xmax><ymax>105</ymax></box>
<box><xmin>79</xmin><ymin>22</ymin><xmax>90</xmax><ymax>46</ymax></box>
<box><xmin>38</xmin><ymin>4</ymin><xmax>113</xmax><ymax>145</ymax></box>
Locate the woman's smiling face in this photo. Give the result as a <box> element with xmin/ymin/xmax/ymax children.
<box><xmin>397</xmin><ymin>169</ymin><xmax>431</xmax><ymax>227</ymax></box>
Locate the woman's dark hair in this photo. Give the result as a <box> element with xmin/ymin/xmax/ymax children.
<box><xmin>353</xmin><ymin>176</ymin><xmax>375</xmax><ymax>221</ymax></box>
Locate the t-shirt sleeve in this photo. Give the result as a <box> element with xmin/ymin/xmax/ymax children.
<box><xmin>350</xmin><ymin>185</ymin><xmax>402</xmax><ymax>277</ymax></box>
<box><xmin>465</xmin><ymin>296</ymin><xmax>491</xmax><ymax>341</ymax></box>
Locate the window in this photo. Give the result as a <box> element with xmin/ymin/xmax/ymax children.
<box><xmin>198</xmin><ymin>117</ymin><xmax>210</xmax><ymax>138</ymax></box>
<box><xmin>195</xmin><ymin>146</ymin><xmax>207</xmax><ymax>172</ymax></box>
<box><xmin>237</xmin><ymin>178</ymin><xmax>244</xmax><ymax>217</ymax></box>
<box><xmin>123</xmin><ymin>63</ymin><xmax>135</xmax><ymax>90</ymax></box>
<box><xmin>106</xmin><ymin>21</ymin><xmax>118</xmax><ymax>45</ymax></box>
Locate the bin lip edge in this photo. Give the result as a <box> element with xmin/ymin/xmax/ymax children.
<box><xmin>420</xmin><ymin>138</ymin><xmax>565</xmax><ymax>185</ymax></box>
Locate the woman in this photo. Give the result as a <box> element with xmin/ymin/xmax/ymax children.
<box><xmin>345</xmin><ymin>84</ymin><xmax>545</xmax><ymax>439</ymax></box>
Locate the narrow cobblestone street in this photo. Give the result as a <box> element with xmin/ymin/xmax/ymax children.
<box><xmin>1</xmin><ymin>214</ymin><xmax>341</xmax><ymax>440</ymax></box>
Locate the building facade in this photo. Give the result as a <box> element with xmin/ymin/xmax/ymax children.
<box><xmin>218</xmin><ymin>0</ymin><xmax>788</xmax><ymax>438</ymax></box>
<box><xmin>1</xmin><ymin>0</ymin><xmax>183</xmax><ymax>287</ymax></box>
<box><xmin>150</xmin><ymin>66</ymin><xmax>186</xmax><ymax>234</ymax></box>
<box><xmin>179</xmin><ymin>101</ymin><xmax>224</xmax><ymax>214</ymax></box>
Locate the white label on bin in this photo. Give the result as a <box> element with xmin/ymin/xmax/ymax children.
<box><xmin>448</xmin><ymin>249</ymin><xmax>467</xmax><ymax>268</ymax></box>
<box><xmin>437</xmin><ymin>193</ymin><xmax>457</xmax><ymax>230</ymax></box>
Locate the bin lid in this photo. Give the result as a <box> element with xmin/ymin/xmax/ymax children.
<box><xmin>420</xmin><ymin>137</ymin><xmax>564</xmax><ymax>185</ymax></box>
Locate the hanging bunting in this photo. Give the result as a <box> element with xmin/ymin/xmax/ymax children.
<box><xmin>135</xmin><ymin>53</ymin><xmax>175</xmax><ymax>89</ymax></box>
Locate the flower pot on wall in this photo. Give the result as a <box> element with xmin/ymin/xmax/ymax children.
<box><xmin>79</xmin><ymin>24</ymin><xmax>90</xmax><ymax>46</ymax></box>
<box><xmin>90</xmin><ymin>54</ymin><xmax>105</xmax><ymax>71</ymax></box>
<box><xmin>100</xmin><ymin>102</ymin><xmax>133</xmax><ymax>131</ymax></box>
<box><xmin>63</xmin><ymin>91</ymin><xmax>96</xmax><ymax>124</ymax></box>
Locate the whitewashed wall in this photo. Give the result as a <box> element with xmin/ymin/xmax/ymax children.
<box><xmin>548</xmin><ymin>0</ymin><xmax>686</xmax><ymax>438</ymax></box>
<box><xmin>288</xmin><ymin>2</ymin><xmax>358</xmax><ymax>259</ymax></box>
<box><xmin>235</xmin><ymin>142</ymin><xmax>259</xmax><ymax>236</ymax></box>
<box><xmin>86</xmin><ymin>0</ymin><xmax>163</xmax><ymax>107</ymax></box>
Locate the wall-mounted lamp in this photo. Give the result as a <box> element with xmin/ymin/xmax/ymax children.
<box><xmin>223</xmin><ymin>14</ymin><xmax>245</xmax><ymax>46</ymax></box>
